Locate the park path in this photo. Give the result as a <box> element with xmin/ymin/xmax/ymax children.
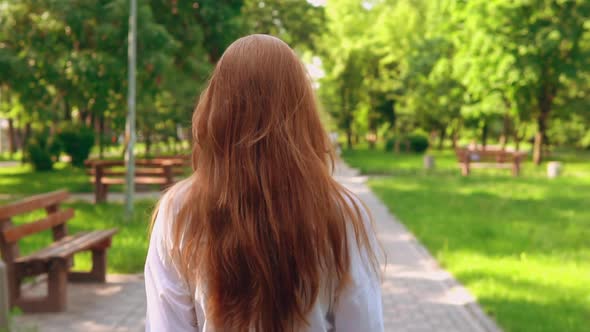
<box><xmin>334</xmin><ymin>162</ymin><xmax>501</xmax><ymax>332</ymax></box>
<box><xmin>15</xmin><ymin>161</ymin><xmax>501</xmax><ymax>332</ymax></box>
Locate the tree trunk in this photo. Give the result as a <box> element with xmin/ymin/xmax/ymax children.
<box><xmin>7</xmin><ymin>118</ymin><xmax>16</xmax><ymax>155</ymax></box>
<box><xmin>346</xmin><ymin>129</ymin><xmax>353</xmax><ymax>150</ymax></box>
<box><xmin>533</xmin><ymin>132</ymin><xmax>543</xmax><ymax>164</ymax></box>
<box><xmin>534</xmin><ymin>92</ymin><xmax>552</xmax><ymax>165</ymax></box>
<box><xmin>514</xmin><ymin>133</ymin><xmax>521</xmax><ymax>151</ymax></box>
<box><xmin>451</xmin><ymin>120</ymin><xmax>461</xmax><ymax>149</ymax></box>
<box><xmin>23</xmin><ymin>122</ymin><xmax>32</xmax><ymax>145</ymax></box>
<box><xmin>437</xmin><ymin>127</ymin><xmax>446</xmax><ymax>150</ymax></box>
<box><xmin>481</xmin><ymin>119</ymin><xmax>489</xmax><ymax>148</ymax></box>
<box><xmin>500</xmin><ymin>114</ymin><xmax>510</xmax><ymax>149</ymax></box>
<box><xmin>513</xmin><ymin>125</ymin><xmax>526</xmax><ymax>152</ymax></box>
<box><xmin>63</xmin><ymin>97</ymin><xmax>72</xmax><ymax>121</ymax></box>
<box><xmin>98</xmin><ymin>115</ymin><xmax>105</xmax><ymax>159</ymax></box>
<box><xmin>15</xmin><ymin>126</ymin><xmax>22</xmax><ymax>152</ymax></box>
<box><xmin>145</xmin><ymin>130</ymin><xmax>152</xmax><ymax>158</ymax></box>
<box><xmin>21</xmin><ymin>122</ymin><xmax>32</xmax><ymax>164</ymax></box>
<box><xmin>452</xmin><ymin>128</ymin><xmax>459</xmax><ymax>149</ymax></box>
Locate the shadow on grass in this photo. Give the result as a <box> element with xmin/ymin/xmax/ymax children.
<box><xmin>370</xmin><ymin>176</ymin><xmax>590</xmax><ymax>256</ymax></box>
<box><xmin>457</xmin><ymin>270</ymin><xmax>589</xmax><ymax>332</ymax></box>
<box><xmin>0</xmin><ymin>163</ymin><xmax>92</xmax><ymax>195</ymax></box>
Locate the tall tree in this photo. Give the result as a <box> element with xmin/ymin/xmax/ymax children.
<box><xmin>456</xmin><ymin>0</ymin><xmax>590</xmax><ymax>163</ymax></box>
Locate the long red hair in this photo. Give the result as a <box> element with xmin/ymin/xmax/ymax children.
<box><xmin>153</xmin><ymin>34</ymin><xmax>379</xmax><ymax>331</ymax></box>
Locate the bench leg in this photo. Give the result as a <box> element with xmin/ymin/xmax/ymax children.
<box><xmin>512</xmin><ymin>161</ymin><xmax>520</xmax><ymax>176</ymax></box>
<box><xmin>460</xmin><ymin>162</ymin><xmax>470</xmax><ymax>176</ymax></box>
<box><xmin>7</xmin><ymin>266</ymin><xmax>20</xmax><ymax>310</ymax></box>
<box><xmin>97</xmin><ymin>184</ymin><xmax>109</xmax><ymax>203</ymax></box>
<box><xmin>69</xmin><ymin>248</ymin><xmax>107</xmax><ymax>283</ymax></box>
<box><xmin>47</xmin><ymin>260</ymin><xmax>68</xmax><ymax>311</ymax></box>
<box><xmin>94</xmin><ymin>183</ymin><xmax>103</xmax><ymax>204</ymax></box>
<box><xmin>14</xmin><ymin>260</ymin><xmax>68</xmax><ymax>313</ymax></box>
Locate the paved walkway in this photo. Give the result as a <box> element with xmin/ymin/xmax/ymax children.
<box><xmin>15</xmin><ymin>275</ymin><xmax>145</xmax><ymax>332</ymax></box>
<box><xmin>0</xmin><ymin>161</ymin><xmax>19</xmax><ymax>168</ymax></box>
<box><xmin>334</xmin><ymin>163</ymin><xmax>501</xmax><ymax>332</ymax></box>
<box><xmin>15</xmin><ymin>162</ymin><xmax>501</xmax><ymax>332</ymax></box>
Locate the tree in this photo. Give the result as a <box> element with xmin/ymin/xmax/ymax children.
<box><xmin>242</xmin><ymin>0</ymin><xmax>326</xmax><ymax>52</ymax></box>
<box><xmin>455</xmin><ymin>0</ymin><xmax>590</xmax><ymax>163</ymax></box>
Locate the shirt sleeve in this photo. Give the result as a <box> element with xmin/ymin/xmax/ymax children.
<box><xmin>144</xmin><ymin>196</ymin><xmax>199</xmax><ymax>332</ymax></box>
<box><xmin>333</xmin><ymin>202</ymin><xmax>384</xmax><ymax>332</ymax></box>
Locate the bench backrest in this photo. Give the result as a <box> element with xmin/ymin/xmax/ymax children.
<box><xmin>455</xmin><ymin>148</ymin><xmax>525</xmax><ymax>163</ymax></box>
<box><xmin>0</xmin><ymin>191</ymin><xmax>73</xmax><ymax>265</ymax></box>
<box><xmin>85</xmin><ymin>158</ymin><xmax>186</xmax><ymax>172</ymax></box>
<box><xmin>85</xmin><ymin>158</ymin><xmax>188</xmax><ymax>186</ymax></box>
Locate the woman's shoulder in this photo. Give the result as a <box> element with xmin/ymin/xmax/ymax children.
<box><xmin>158</xmin><ymin>178</ymin><xmax>193</xmax><ymax>216</ymax></box>
<box><xmin>151</xmin><ymin>178</ymin><xmax>193</xmax><ymax>245</ymax></box>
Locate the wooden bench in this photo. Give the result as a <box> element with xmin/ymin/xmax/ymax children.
<box><xmin>0</xmin><ymin>191</ymin><xmax>118</xmax><ymax>312</ymax></box>
<box><xmin>455</xmin><ymin>147</ymin><xmax>526</xmax><ymax>176</ymax></box>
<box><xmin>85</xmin><ymin>158</ymin><xmax>187</xmax><ymax>203</ymax></box>
<box><xmin>150</xmin><ymin>155</ymin><xmax>191</xmax><ymax>168</ymax></box>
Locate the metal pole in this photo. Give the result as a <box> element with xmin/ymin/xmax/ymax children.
<box><xmin>125</xmin><ymin>0</ymin><xmax>137</xmax><ymax>217</ymax></box>
<box><xmin>0</xmin><ymin>260</ymin><xmax>8</xmax><ymax>330</ymax></box>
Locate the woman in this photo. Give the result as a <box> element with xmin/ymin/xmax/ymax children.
<box><xmin>145</xmin><ymin>34</ymin><xmax>383</xmax><ymax>331</ymax></box>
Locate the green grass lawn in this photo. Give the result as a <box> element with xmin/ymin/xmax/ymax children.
<box><xmin>0</xmin><ymin>151</ymin><xmax>22</xmax><ymax>162</ymax></box>
<box><xmin>0</xmin><ymin>162</ymin><xmax>93</xmax><ymax>196</ymax></box>
<box><xmin>0</xmin><ymin>160</ymin><xmax>190</xmax><ymax>196</ymax></box>
<box><xmin>342</xmin><ymin>147</ymin><xmax>590</xmax><ymax>332</ymax></box>
<box><xmin>10</xmin><ymin>200</ymin><xmax>155</xmax><ymax>274</ymax></box>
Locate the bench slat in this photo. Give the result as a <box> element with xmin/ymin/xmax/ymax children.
<box><xmin>2</xmin><ymin>209</ymin><xmax>75</xmax><ymax>243</ymax></box>
<box><xmin>87</xmin><ymin>168</ymin><xmax>184</xmax><ymax>176</ymax></box>
<box><xmin>15</xmin><ymin>229</ymin><xmax>118</xmax><ymax>263</ymax></box>
<box><xmin>90</xmin><ymin>176</ymin><xmax>170</xmax><ymax>185</ymax></box>
<box><xmin>0</xmin><ymin>191</ymin><xmax>69</xmax><ymax>221</ymax></box>
<box><xmin>462</xmin><ymin>163</ymin><xmax>513</xmax><ymax>169</ymax></box>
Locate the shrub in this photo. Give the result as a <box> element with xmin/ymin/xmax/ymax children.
<box><xmin>407</xmin><ymin>133</ymin><xmax>429</xmax><ymax>153</ymax></box>
<box><xmin>58</xmin><ymin>124</ymin><xmax>95</xmax><ymax>167</ymax></box>
<box><xmin>26</xmin><ymin>132</ymin><xmax>61</xmax><ymax>171</ymax></box>
<box><xmin>385</xmin><ymin>134</ymin><xmax>429</xmax><ymax>153</ymax></box>
<box><xmin>384</xmin><ymin>136</ymin><xmax>398</xmax><ymax>152</ymax></box>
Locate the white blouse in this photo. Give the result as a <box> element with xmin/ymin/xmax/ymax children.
<box><xmin>144</xmin><ymin>191</ymin><xmax>383</xmax><ymax>331</ymax></box>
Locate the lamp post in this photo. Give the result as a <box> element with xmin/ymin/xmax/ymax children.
<box><xmin>125</xmin><ymin>0</ymin><xmax>137</xmax><ymax>217</ymax></box>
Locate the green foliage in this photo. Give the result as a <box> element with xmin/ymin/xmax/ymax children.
<box><xmin>384</xmin><ymin>133</ymin><xmax>429</xmax><ymax>153</ymax></box>
<box><xmin>57</xmin><ymin>124</ymin><xmax>95</xmax><ymax>167</ymax></box>
<box><xmin>318</xmin><ymin>0</ymin><xmax>590</xmax><ymax>157</ymax></box>
<box><xmin>0</xmin><ymin>0</ymin><xmax>327</xmax><ymax>157</ymax></box>
<box><xmin>25</xmin><ymin>131</ymin><xmax>61</xmax><ymax>171</ymax></box>
<box><xmin>384</xmin><ymin>136</ymin><xmax>399</xmax><ymax>152</ymax></box>
<box><xmin>407</xmin><ymin>133</ymin><xmax>429</xmax><ymax>153</ymax></box>
<box><xmin>242</xmin><ymin>0</ymin><xmax>325</xmax><ymax>52</ymax></box>
<box><xmin>453</xmin><ymin>0</ymin><xmax>590</xmax><ymax>163</ymax></box>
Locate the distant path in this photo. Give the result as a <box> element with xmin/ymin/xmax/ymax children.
<box><xmin>0</xmin><ymin>161</ymin><xmax>19</xmax><ymax>168</ymax></box>
<box><xmin>334</xmin><ymin>161</ymin><xmax>502</xmax><ymax>332</ymax></box>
